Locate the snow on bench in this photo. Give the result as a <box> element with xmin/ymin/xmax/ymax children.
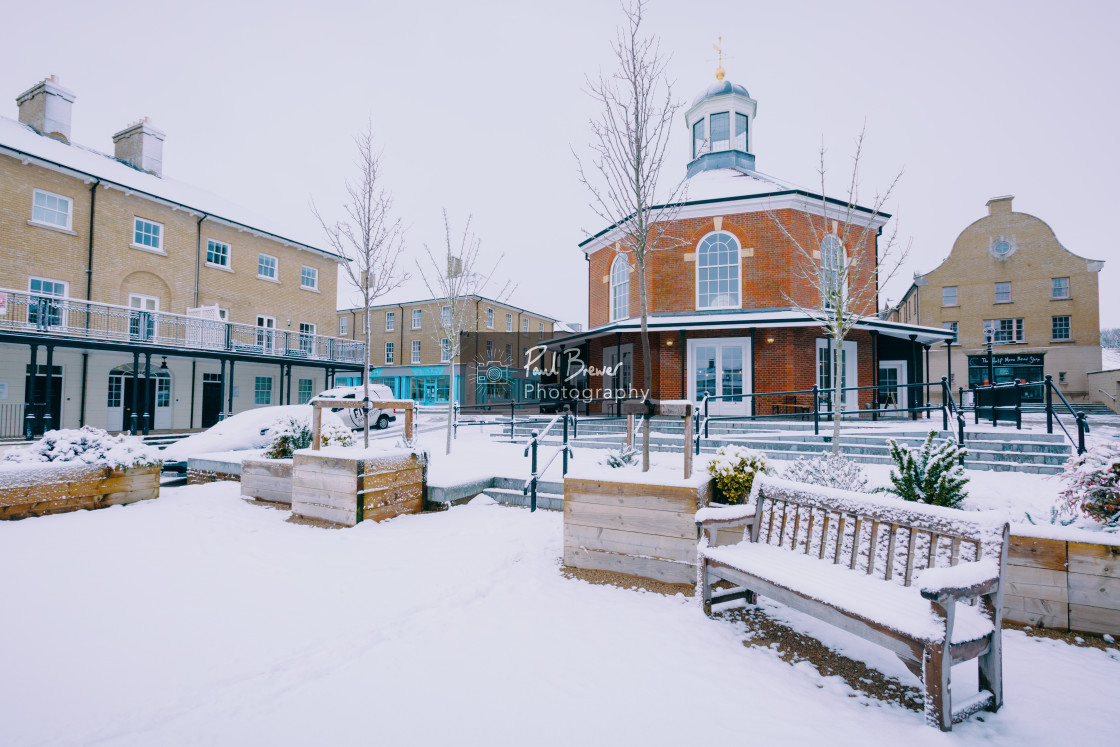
<box><xmin>696</xmin><ymin>475</ymin><xmax>1010</xmax><ymax>732</ymax></box>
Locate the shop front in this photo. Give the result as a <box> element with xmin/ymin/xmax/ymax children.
<box><xmin>967</xmin><ymin>353</ymin><xmax>1045</xmax><ymax>401</ymax></box>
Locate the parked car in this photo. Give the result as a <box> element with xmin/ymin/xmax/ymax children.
<box><xmin>315</xmin><ymin>384</ymin><xmax>397</xmax><ymax>429</ymax></box>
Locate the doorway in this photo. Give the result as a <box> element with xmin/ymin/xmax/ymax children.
<box><xmin>201</xmin><ymin>372</ymin><xmax>223</xmax><ymax>428</ymax></box>
<box><xmin>687</xmin><ymin>337</ymin><xmax>751</xmax><ymax>416</ymax></box>
<box><xmin>24</xmin><ymin>364</ymin><xmax>63</xmax><ymax>436</ymax></box>
<box><xmin>877</xmin><ymin>361</ymin><xmax>907</xmax><ymax>412</ymax></box>
<box><xmin>108</xmin><ymin>365</ymin><xmax>172</xmax><ymax>432</ymax></box>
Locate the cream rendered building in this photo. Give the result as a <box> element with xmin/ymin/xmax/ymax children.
<box><xmin>894</xmin><ymin>196</ymin><xmax>1103</xmax><ymax>403</ymax></box>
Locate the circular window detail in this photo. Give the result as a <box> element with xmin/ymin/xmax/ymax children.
<box><xmin>987</xmin><ymin>235</ymin><xmax>1018</xmax><ymax>261</ymax></box>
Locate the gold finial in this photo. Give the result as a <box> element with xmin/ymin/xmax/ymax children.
<box><xmin>713</xmin><ymin>35</ymin><xmax>725</xmax><ymax>81</ymax></box>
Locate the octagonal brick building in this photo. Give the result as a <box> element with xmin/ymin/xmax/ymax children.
<box><xmin>549</xmin><ymin>72</ymin><xmax>952</xmax><ymax>416</ymax></box>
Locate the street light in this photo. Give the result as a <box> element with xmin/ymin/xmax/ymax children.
<box><xmin>984</xmin><ymin>327</ymin><xmax>995</xmax><ymax>387</ymax></box>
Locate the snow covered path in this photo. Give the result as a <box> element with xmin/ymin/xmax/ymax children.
<box><xmin>1</xmin><ymin>484</ymin><xmax>1117</xmax><ymax>746</ymax></box>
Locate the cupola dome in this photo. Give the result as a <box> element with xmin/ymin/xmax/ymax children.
<box><xmin>684</xmin><ymin>71</ymin><xmax>757</xmax><ymax>178</ymax></box>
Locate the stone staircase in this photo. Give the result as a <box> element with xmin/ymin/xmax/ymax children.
<box><xmin>492</xmin><ymin>417</ymin><xmax>1076</xmax><ymax>475</ymax></box>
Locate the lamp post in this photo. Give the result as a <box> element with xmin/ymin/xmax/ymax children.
<box><xmin>984</xmin><ymin>327</ymin><xmax>995</xmax><ymax>387</ymax></box>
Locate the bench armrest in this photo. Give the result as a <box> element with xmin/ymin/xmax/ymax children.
<box><xmin>696</xmin><ymin>503</ymin><xmax>756</xmax><ymax>531</ymax></box>
<box><xmin>918</xmin><ymin>560</ymin><xmax>1000</xmax><ymax>603</ymax></box>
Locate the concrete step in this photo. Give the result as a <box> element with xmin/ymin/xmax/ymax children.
<box><xmin>483</xmin><ymin>487</ymin><xmax>564</xmax><ymax>511</ymax></box>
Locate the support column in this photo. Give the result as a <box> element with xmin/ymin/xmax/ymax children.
<box><xmin>217</xmin><ymin>359</ymin><xmax>227</xmax><ymax>421</ymax></box>
<box><xmin>924</xmin><ymin>345</ymin><xmax>931</xmax><ymax>419</ymax></box>
<box><xmin>226</xmin><ymin>360</ymin><xmax>236</xmax><ymax>419</ymax></box>
<box><xmin>130</xmin><ymin>351</ymin><xmax>140</xmax><ymax>433</ymax></box>
<box><xmin>680</xmin><ymin>330</ymin><xmax>687</xmax><ymax>399</ymax></box>
<box><xmin>279</xmin><ymin>363</ymin><xmax>286</xmax><ymax>405</ymax></box>
<box><xmin>25</xmin><ymin>343</ymin><xmax>39</xmax><ymax>439</ymax></box>
<box><xmin>286</xmin><ymin>364</ymin><xmax>293</xmax><ymax>405</ymax></box>
<box><xmin>43</xmin><ymin>344</ymin><xmax>55</xmax><ymax>431</ymax></box>
<box><xmin>871</xmin><ymin>330</ymin><xmax>879</xmax><ymax>421</ymax></box>
<box><xmin>142</xmin><ymin>352</ymin><xmax>152</xmax><ymax>435</ymax></box>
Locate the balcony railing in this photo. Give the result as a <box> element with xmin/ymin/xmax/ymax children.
<box><xmin>0</xmin><ymin>288</ymin><xmax>365</xmax><ymax>365</ymax></box>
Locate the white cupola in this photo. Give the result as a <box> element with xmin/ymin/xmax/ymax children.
<box><xmin>684</xmin><ymin>67</ymin><xmax>757</xmax><ymax>177</ymax></box>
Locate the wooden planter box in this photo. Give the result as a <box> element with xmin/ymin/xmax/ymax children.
<box><xmin>241</xmin><ymin>458</ymin><xmax>293</xmax><ymax>505</ymax></box>
<box><xmin>564</xmin><ymin>474</ymin><xmax>727</xmax><ymax>585</ymax></box>
<box><xmin>290</xmin><ymin>449</ymin><xmax>426</xmax><ymax>527</ymax></box>
<box><xmin>1006</xmin><ymin>530</ymin><xmax>1120</xmax><ymax>636</ymax></box>
<box><xmin>0</xmin><ymin>463</ymin><xmax>161</xmax><ymax>520</ymax></box>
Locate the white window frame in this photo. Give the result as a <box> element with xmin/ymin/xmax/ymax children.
<box><xmin>442</xmin><ymin>305</ymin><xmax>452</xmax><ymax>327</ymax></box>
<box><xmin>522</xmin><ymin>319</ymin><xmax>529</xmax><ymax>334</ymax></box>
<box><xmin>411</xmin><ymin>339</ymin><xmax>421</xmax><ymax>364</ymax></box>
<box><xmin>254</xmin><ymin>376</ymin><xmax>273</xmax><ymax>406</ymax></box>
<box><xmin>257</xmin><ymin>253</ymin><xmax>278</xmax><ymax>281</ymax></box>
<box><xmin>686</xmin><ymin>337</ymin><xmax>752</xmax><ymax>417</ymax></box>
<box><xmin>984</xmin><ymin>318</ymin><xmax>1024</xmax><ymax>343</ymax></box>
<box><xmin>942</xmin><ymin>286</ymin><xmax>958</xmax><ymax>307</ymax></box>
<box><xmin>441</xmin><ymin>338</ymin><xmax>451</xmax><ymax>362</ymax></box>
<box><xmin>385</xmin><ymin>341</ymin><xmax>395</xmax><ymax>365</ymax></box>
<box><xmin>994</xmin><ymin>282</ymin><xmax>1012</xmax><ymax>304</ymax></box>
<box><xmin>256</xmin><ymin>314</ymin><xmax>276</xmax><ymax>350</ymax></box>
<box><xmin>28</xmin><ymin>276</ymin><xmax>69</xmax><ymax>328</ymax></box>
<box><xmin>486</xmin><ymin>308</ymin><xmax>494</xmax><ymax>329</ymax></box>
<box><xmin>298</xmin><ymin>322</ymin><xmax>316</xmax><ymax>354</ymax></box>
<box><xmin>941</xmin><ymin>321</ymin><xmax>959</xmax><ymax>342</ymax></box>
<box><xmin>132</xmin><ymin>217</ymin><xmax>164</xmax><ymax>253</ymax></box>
<box><xmin>297</xmin><ymin>378</ymin><xmax>314</xmax><ymax>404</ymax></box>
<box><xmin>696</xmin><ymin>231</ymin><xmax>741</xmax><ymax>310</ymax></box>
<box><xmin>818</xmin><ymin>235</ymin><xmax>845</xmax><ymax>311</ymax></box>
<box><xmin>815</xmin><ymin>338</ymin><xmax>858</xmax><ymax>413</ymax></box>
<box><xmin>300</xmin><ymin>265</ymin><xmax>318</xmax><ymax>290</ymax></box>
<box><xmin>386</xmin><ymin>311</ymin><xmax>395</xmax><ymax>331</ymax></box>
<box><xmin>1051</xmin><ymin>315</ymin><xmax>1071</xmax><ymax>341</ymax></box>
<box><xmin>339</xmin><ymin>316</ymin><xmax>348</xmax><ymax>336</ymax></box>
<box><xmin>1051</xmin><ymin>277</ymin><xmax>1070</xmax><ymax>300</ymax></box>
<box><xmin>31</xmin><ymin>188</ymin><xmax>73</xmax><ymax>231</ymax></box>
<box><xmin>411</xmin><ymin>309</ymin><xmax>422</xmax><ymax>329</ymax></box>
<box><xmin>610</xmin><ymin>254</ymin><xmax>630</xmax><ymax>322</ymax></box>
<box><xmin>206</xmin><ymin>239</ymin><xmax>231</xmax><ymax>269</ymax></box>
<box><xmin>505</xmin><ymin>313</ymin><xmax>513</xmax><ymax>332</ymax></box>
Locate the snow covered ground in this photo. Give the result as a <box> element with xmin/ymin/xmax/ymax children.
<box><xmin>1</xmin><ymin>483</ymin><xmax>1117</xmax><ymax>746</ymax></box>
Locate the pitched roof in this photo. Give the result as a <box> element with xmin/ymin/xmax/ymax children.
<box><xmin>0</xmin><ymin>115</ymin><xmax>338</xmax><ymax>261</ymax></box>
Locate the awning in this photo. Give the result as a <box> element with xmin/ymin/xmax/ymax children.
<box><xmin>544</xmin><ymin>309</ymin><xmax>954</xmax><ymax>348</ymax></box>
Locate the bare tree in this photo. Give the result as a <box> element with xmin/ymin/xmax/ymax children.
<box><xmin>768</xmin><ymin>128</ymin><xmax>909</xmax><ymax>455</ymax></box>
<box><xmin>575</xmin><ymin>0</ymin><xmax>685</xmax><ymax>472</ymax></box>
<box><xmin>417</xmin><ymin>209</ymin><xmax>512</xmax><ymax>455</ymax></box>
<box><xmin>313</xmin><ymin>124</ymin><xmax>408</xmax><ymax>448</ymax></box>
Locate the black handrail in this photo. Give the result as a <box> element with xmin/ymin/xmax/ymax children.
<box><xmin>970</xmin><ymin>376</ymin><xmax>1087</xmax><ymax>454</ymax></box>
<box><xmin>522</xmin><ymin>406</ymin><xmax>573</xmax><ymax>512</ymax></box>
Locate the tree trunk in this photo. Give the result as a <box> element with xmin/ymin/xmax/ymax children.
<box><xmin>637</xmin><ymin>262</ymin><xmax>652</xmax><ymax>472</ymax></box>
<box><xmin>831</xmin><ymin>337</ymin><xmax>842</xmax><ymax>455</ymax></box>
<box><xmin>445</xmin><ymin>360</ymin><xmax>454</xmax><ymax>455</ymax></box>
<box><xmin>363</xmin><ymin>306</ymin><xmax>371</xmax><ymax>448</ymax></box>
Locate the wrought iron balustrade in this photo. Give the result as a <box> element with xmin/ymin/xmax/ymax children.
<box><xmin>0</xmin><ymin>288</ymin><xmax>365</xmax><ymax>365</ymax></box>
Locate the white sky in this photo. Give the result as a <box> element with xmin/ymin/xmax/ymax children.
<box><xmin>2</xmin><ymin>0</ymin><xmax>1117</xmax><ymax>327</ymax></box>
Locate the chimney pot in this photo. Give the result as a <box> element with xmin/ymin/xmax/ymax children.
<box><xmin>16</xmin><ymin>76</ymin><xmax>76</xmax><ymax>143</ymax></box>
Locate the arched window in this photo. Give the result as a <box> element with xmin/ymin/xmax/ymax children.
<box><xmin>610</xmin><ymin>255</ymin><xmax>629</xmax><ymax>322</ymax></box>
<box><xmin>820</xmin><ymin>234</ymin><xmax>845</xmax><ymax>309</ymax></box>
<box><xmin>696</xmin><ymin>232</ymin><xmax>740</xmax><ymax>309</ymax></box>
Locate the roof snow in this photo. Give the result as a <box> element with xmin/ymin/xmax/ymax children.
<box><xmin>0</xmin><ymin>115</ymin><xmax>336</xmax><ymax>260</ymax></box>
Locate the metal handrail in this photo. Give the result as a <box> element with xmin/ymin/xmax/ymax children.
<box><xmin>1099</xmin><ymin>389</ymin><xmax>1118</xmax><ymax>403</ymax></box>
<box><xmin>522</xmin><ymin>407</ymin><xmax>573</xmax><ymax>512</ymax></box>
<box><xmin>0</xmin><ymin>287</ymin><xmax>365</xmax><ymax>364</ymax></box>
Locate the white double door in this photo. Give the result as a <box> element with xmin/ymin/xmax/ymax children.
<box><xmin>816</xmin><ymin>338</ymin><xmax>858</xmax><ymax>413</ymax></box>
<box><xmin>688</xmin><ymin>337</ymin><xmax>751</xmax><ymax>416</ymax></box>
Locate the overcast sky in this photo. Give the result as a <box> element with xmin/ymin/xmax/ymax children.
<box><xmin>2</xmin><ymin>0</ymin><xmax>1117</xmax><ymax>328</ymax></box>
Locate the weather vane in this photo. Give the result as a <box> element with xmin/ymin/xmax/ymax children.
<box><xmin>712</xmin><ymin>35</ymin><xmax>727</xmax><ymax>81</ymax></box>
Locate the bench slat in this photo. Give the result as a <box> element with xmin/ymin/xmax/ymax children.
<box><xmin>804</xmin><ymin>509</ymin><xmax>816</xmax><ymax>557</ymax></box>
<box><xmin>867</xmin><ymin>520</ymin><xmax>881</xmax><ymax>576</ymax></box>
<box><xmin>819</xmin><ymin>512</ymin><xmax>831</xmax><ymax>560</ymax></box>
<box><xmin>905</xmin><ymin>527</ymin><xmax>919</xmax><ymax>586</ymax></box>
<box><xmin>850</xmin><ymin>517</ymin><xmax>863</xmax><ymax>570</ymax></box>
<box><xmin>791</xmin><ymin>506</ymin><xmax>802</xmax><ymax>552</ymax></box>
<box><xmin>951</xmin><ymin>537</ymin><xmax>961</xmax><ymax>567</ymax></box>
<box><xmin>928</xmin><ymin>532</ymin><xmax>941</xmax><ymax>573</ymax></box>
<box><xmin>834</xmin><ymin>514</ymin><xmax>846</xmax><ymax>565</ymax></box>
<box><xmin>885</xmin><ymin>524</ymin><xmax>899</xmax><ymax>581</ymax></box>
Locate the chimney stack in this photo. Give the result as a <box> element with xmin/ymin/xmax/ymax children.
<box><xmin>16</xmin><ymin>75</ymin><xmax>76</xmax><ymax>143</ymax></box>
<box><xmin>112</xmin><ymin>117</ymin><xmax>165</xmax><ymax>177</ymax></box>
<box><xmin>986</xmin><ymin>195</ymin><xmax>1014</xmax><ymax>216</ymax></box>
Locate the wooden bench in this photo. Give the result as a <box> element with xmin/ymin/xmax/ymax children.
<box><xmin>696</xmin><ymin>475</ymin><xmax>1010</xmax><ymax>731</ymax></box>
